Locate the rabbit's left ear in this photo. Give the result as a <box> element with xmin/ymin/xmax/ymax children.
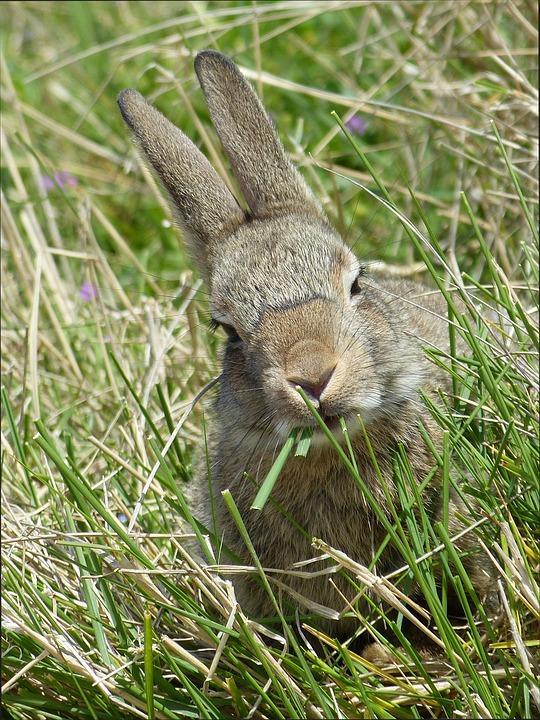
<box><xmin>117</xmin><ymin>88</ymin><xmax>244</xmax><ymax>275</ymax></box>
<box><xmin>195</xmin><ymin>51</ymin><xmax>324</xmax><ymax>222</ymax></box>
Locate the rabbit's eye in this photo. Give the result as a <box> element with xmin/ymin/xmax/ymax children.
<box><xmin>222</xmin><ymin>323</ymin><xmax>241</xmax><ymax>342</ymax></box>
<box><xmin>210</xmin><ymin>318</ymin><xmax>241</xmax><ymax>344</ymax></box>
<box><xmin>350</xmin><ymin>274</ymin><xmax>363</xmax><ymax>297</ymax></box>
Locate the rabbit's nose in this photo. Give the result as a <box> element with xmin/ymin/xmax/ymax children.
<box><xmin>287</xmin><ymin>364</ymin><xmax>336</xmax><ymax>401</ymax></box>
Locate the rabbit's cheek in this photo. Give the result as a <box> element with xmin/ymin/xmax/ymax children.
<box><xmin>350</xmin><ymin>388</ymin><xmax>384</xmax><ymax>424</ymax></box>
<box><xmin>387</xmin><ymin>365</ymin><xmax>426</xmax><ymax>404</ymax></box>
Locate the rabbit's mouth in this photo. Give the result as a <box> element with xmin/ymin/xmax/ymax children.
<box><xmin>272</xmin><ymin>411</ymin><xmax>360</xmax><ymax>445</ymax></box>
<box><xmin>318</xmin><ymin>413</ymin><xmax>341</xmax><ymax>430</ymax></box>
<box><xmin>302</xmin><ymin>413</ymin><xmax>361</xmax><ymax>449</ymax></box>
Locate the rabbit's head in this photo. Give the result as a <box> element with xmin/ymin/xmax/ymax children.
<box><xmin>118</xmin><ymin>52</ymin><xmax>424</xmax><ymax>441</ymax></box>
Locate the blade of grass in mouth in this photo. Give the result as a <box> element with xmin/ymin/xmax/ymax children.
<box><xmin>295</xmin><ymin>426</ymin><xmax>314</xmax><ymax>457</ymax></box>
<box><xmin>251</xmin><ymin>426</ymin><xmax>314</xmax><ymax>510</ymax></box>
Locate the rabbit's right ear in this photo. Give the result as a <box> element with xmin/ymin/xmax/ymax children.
<box><xmin>117</xmin><ymin>89</ymin><xmax>244</xmax><ymax>275</ymax></box>
<box><xmin>195</xmin><ymin>51</ymin><xmax>324</xmax><ymax>221</ymax></box>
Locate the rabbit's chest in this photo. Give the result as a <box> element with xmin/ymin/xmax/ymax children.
<box><xmin>239</xmin><ymin>468</ymin><xmax>388</xmax><ymax>568</ymax></box>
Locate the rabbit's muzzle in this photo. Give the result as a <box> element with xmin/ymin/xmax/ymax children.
<box><xmin>255</xmin><ymin>298</ymin><xmax>376</xmax><ymax>432</ymax></box>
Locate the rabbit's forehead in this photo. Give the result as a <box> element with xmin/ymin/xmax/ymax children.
<box><xmin>210</xmin><ymin>217</ymin><xmax>355</xmax><ymax>327</ymax></box>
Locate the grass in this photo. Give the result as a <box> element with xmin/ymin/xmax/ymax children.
<box><xmin>1</xmin><ymin>1</ymin><xmax>539</xmax><ymax>718</ymax></box>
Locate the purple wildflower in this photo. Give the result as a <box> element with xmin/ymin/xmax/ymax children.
<box><xmin>345</xmin><ymin>115</ymin><xmax>368</xmax><ymax>136</ymax></box>
<box><xmin>80</xmin><ymin>280</ymin><xmax>98</xmax><ymax>302</ymax></box>
<box><xmin>55</xmin><ymin>171</ymin><xmax>78</xmax><ymax>189</ymax></box>
<box><xmin>41</xmin><ymin>174</ymin><xmax>55</xmax><ymax>191</ymax></box>
<box><xmin>41</xmin><ymin>170</ymin><xmax>78</xmax><ymax>192</ymax></box>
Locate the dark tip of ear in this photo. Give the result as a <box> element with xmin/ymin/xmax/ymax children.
<box><xmin>117</xmin><ymin>88</ymin><xmax>145</xmax><ymax>127</ymax></box>
<box><xmin>194</xmin><ymin>50</ymin><xmax>237</xmax><ymax>80</ymax></box>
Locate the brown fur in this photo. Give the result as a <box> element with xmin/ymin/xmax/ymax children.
<box><xmin>118</xmin><ymin>52</ymin><xmax>494</xmax><ymax>639</ymax></box>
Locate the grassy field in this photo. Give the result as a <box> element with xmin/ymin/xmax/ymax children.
<box><xmin>1</xmin><ymin>1</ymin><xmax>539</xmax><ymax>718</ymax></box>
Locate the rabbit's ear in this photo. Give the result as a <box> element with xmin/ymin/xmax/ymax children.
<box><xmin>194</xmin><ymin>51</ymin><xmax>322</xmax><ymax>220</ymax></box>
<box><xmin>117</xmin><ymin>89</ymin><xmax>244</xmax><ymax>273</ymax></box>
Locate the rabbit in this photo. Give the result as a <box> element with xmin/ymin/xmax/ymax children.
<box><xmin>118</xmin><ymin>51</ymin><xmax>495</xmax><ymax>640</ymax></box>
